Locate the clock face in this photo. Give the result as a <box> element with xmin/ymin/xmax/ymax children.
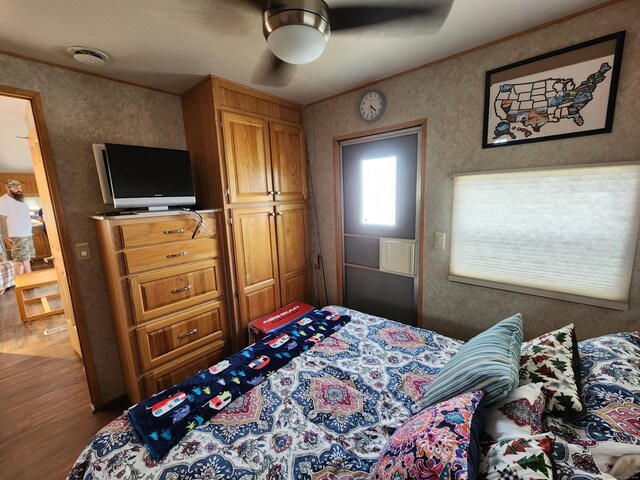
<box><xmin>359</xmin><ymin>90</ymin><xmax>386</xmax><ymax>122</ymax></box>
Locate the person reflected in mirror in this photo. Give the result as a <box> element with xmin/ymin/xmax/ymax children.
<box><xmin>0</xmin><ymin>179</ymin><xmax>34</xmax><ymax>274</ymax></box>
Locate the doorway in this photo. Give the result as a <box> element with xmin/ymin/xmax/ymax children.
<box><xmin>0</xmin><ymin>88</ymin><xmax>88</xmax><ymax>376</ymax></box>
<box><xmin>0</xmin><ymin>87</ymin><xmax>124</xmax><ymax>477</ymax></box>
<box><xmin>336</xmin><ymin>123</ymin><xmax>426</xmax><ymax>325</ymax></box>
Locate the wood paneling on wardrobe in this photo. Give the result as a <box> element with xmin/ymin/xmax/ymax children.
<box><xmin>182</xmin><ymin>76</ymin><xmax>311</xmax><ymax>349</ymax></box>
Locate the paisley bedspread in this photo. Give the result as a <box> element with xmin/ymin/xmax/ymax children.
<box><xmin>67</xmin><ymin>308</ymin><xmax>640</xmax><ymax>479</ymax></box>
<box><xmin>545</xmin><ymin>331</ymin><xmax>640</xmax><ymax>479</ymax></box>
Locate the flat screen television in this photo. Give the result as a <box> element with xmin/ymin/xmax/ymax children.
<box><xmin>93</xmin><ymin>143</ymin><xmax>196</xmax><ymax>211</ymax></box>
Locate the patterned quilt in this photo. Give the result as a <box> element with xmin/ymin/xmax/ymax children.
<box><xmin>0</xmin><ymin>260</ymin><xmax>15</xmax><ymax>292</ymax></box>
<box><xmin>545</xmin><ymin>332</ymin><xmax>640</xmax><ymax>479</ymax></box>
<box><xmin>67</xmin><ymin>308</ymin><xmax>640</xmax><ymax>480</ymax></box>
<box><xmin>128</xmin><ymin>309</ymin><xmax>351</xmax><ymax>460</ymax></box>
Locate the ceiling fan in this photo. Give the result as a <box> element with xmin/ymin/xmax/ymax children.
<box><xmin>246</xmin><ymin>0</ymin><xmax>454</xmax><ymax>87</ymax></box>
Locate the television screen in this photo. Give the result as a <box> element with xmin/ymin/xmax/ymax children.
<box><xmin>93</xmin><ymin>143</ymin><xmax>196</xmax><ymax>210</ymax></box>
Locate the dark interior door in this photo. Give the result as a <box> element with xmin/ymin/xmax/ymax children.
<box><xmin>341</xmin><ymin>129</ymin><xmax>420</xmax><ymax>325</ymax></box>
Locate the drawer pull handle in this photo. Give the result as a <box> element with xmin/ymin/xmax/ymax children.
<box><xmin>166</xmin><ymin>251</ymin><xmax>188</xmax><ymax>258</ymax></box>
<box><xmin>276</xmin><ymin>211</ymin><xmax>283</xmax><ymax>216</ymax></box>
<box><xmin>163</xmin><ymin>229</ymin><xmax>186</xmax><ymax>234</ymax></box>
<box><xmin>274</xmin><ymin>191</ymin><xmax>281</xmax><ymax>195</ymax></box>
<box><xmin>178</xmin><ymin>328</ymin><xmax>198</xmax><ymax>339</ymax></box>
<box><xmin>269</xmin><ymin>212</ymin><xmax>276</xmax><ymax>217</ymax></box>
<box><xmin>171</xmin><ymin>284</ymin><xmax>193</xmax><ymax>294</ymax></box>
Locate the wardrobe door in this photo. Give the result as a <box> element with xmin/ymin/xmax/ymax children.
<box><xmin>222</xmin><ymin>112</ymin><xmax>273</xmax><ymax>203</ymax></box>
<box><xmin>275</xmin><ymin>203</ymin><xmax>310</xmax><ymax>306</ymax></box>
<box><xmin>231</xmin><ymin>206</ymin><xmax>281</xmax><ymax>344</ymax></box>
<box><xmin>270</xmin><ymin>122</ymin><xmax>307</xmax><ymax>202</ymax></box>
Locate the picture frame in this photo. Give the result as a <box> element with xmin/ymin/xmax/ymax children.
<box><xmin>482</xmin><ymin>31</ymin><xmax>625</xmax><ymax>148</ymax></box>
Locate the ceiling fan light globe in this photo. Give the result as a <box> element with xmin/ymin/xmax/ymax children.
<box><xmin>267</xmin><ymin>24</ymin><xmax>327</xmax><ymax>65</ymax></box>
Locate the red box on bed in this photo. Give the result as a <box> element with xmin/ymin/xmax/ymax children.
<box><xmin>249</xmin><ymin>301</ymin><xmax>315</xmax><ymax>342</ymax></box>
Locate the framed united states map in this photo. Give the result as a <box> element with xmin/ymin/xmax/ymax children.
<box><xmin>482</xmin><ymin>31</ymin><xmax>625</xmax><ymax>148</ymax></box>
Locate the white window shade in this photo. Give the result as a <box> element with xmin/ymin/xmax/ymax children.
<box><xmin>449</xmin><ymin>163</ymin><xmax>640</xmax><ymax>310</ymax></box>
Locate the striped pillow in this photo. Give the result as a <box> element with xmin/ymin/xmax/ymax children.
<box><xmin>417</xmin><ymin>314</ymin><xmax>523</xmax><ymax>409</ymax></box>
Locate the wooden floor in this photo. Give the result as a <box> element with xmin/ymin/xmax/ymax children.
<box><xmin>0</xmin><ymin>336</ymin><xmax>128</xmax><ymax>479</ymax></box>
<box><xmin>0</xmin><ymin>281</ymin><xmax>67</xmax><ymax>352</ymax></box>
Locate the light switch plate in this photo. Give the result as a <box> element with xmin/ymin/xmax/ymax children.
<box><xmin>75</xmin><ymin>242</ymin><xmax>91</xmax><ymax>260</ymax></box>
<box><xmin>435</xmin><ymin>232</ymin><xmax>446</xmax><ymax>250</ymax></box>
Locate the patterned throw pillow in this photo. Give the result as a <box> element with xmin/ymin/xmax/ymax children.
<box><xmin>418</xmin><ymin>314</ymin><xmax>523</xmax><ymax>409</ymax></box>
<box><xmin>519</xmin><ymin>324</ymin><xmax>583</xmax><ymax>414</ymax></box>
<box><xmin>371</xmin><ymin>390</ymin><xmax>486</xmax><ymax>480</ymax></box>
<box><xmin>484</xmin><ymin>383</ymin><xmax>546</xmax><ymax>442</ymax></box>
<box><xmin>479</xmin><ymin>434</ymin><xmax>556</xmax><ymax>480</ymax></box>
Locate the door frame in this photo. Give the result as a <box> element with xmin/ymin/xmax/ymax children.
<box><xmin>0</xmin><ymin>85</ymin><xmax>102</xmax><ymax>408</ymax></box>
<box><xmin>333</xmin><ymin>119</ymin><xmax>427</xmax><ymax>320</ymax></box>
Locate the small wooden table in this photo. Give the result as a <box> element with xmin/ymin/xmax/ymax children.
<box><xmin>14</xmin><ymin>268</ymin><xmax>64</xmax><ymax>322</ymax></box>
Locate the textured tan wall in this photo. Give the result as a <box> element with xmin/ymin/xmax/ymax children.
<box><xmin>305</xmin><ymin>1</ymin><xmax>640</xmax><ymax>342</ymax></box>
<box><xmin>0</xmin><ymin>54</ymin><xmax>186</xmax><ymax>403</ymax></box>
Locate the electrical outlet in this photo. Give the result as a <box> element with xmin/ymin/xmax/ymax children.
<box><xmin>75</xmin><ymin>242</ymin><xmax>91</xmax><ymax>260</ymax></box>
<box><xmin>435</xmin><ymin>232</ymin><xmax>446</xmax><ymax>250</ymax></box>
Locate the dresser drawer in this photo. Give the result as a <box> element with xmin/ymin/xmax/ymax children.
<box><xmin>143</xmin><ymin>341</ymin><xmax>226</xmax><ymax>397</ymax></box>
<box><xmin>124</xmin><ymin>237</ymin><xmax>219</xmax><ymax>274</ymax></box>
<box><xmin>119</xmin><ymin>216</ymin><xmax>216</xmax><ymax>248</ymax></box>
<box><xmin>137</xmin><ymin>301</ymin><xmax>227</xmax><ymax>370</ymax></box>
<box><xmin>129</xmin><ymin>259</ymin><xmax>224</xmax><ymax>323</ymax></box>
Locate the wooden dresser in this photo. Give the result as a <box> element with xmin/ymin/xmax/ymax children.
<box><xmin>93</xmin><ymin>210</ymin><xmax>229</xmax><ymax>403</ymax></box>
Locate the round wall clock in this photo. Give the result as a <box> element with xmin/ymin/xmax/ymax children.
<box><xmin>359</xmin><ymin>90</ymin><xmax>386</xmax><ymax>122</ymax></box>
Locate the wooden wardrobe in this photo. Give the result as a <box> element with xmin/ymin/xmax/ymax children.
<box><xmin>182</xmin><ymin>77</ymin><xmax>311</xmax><ymax>349</ymax></box>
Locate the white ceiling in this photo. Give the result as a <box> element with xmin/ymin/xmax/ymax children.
<box><xmin>0</xmin><ymin>0</ymin><xmax>609</xmax><ymax>105</ymax></box>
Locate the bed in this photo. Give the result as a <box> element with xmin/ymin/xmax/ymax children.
<box><xmin>68</xmin><ymin>306</ymin><xmax>640</xmax><ymax>479</ymax></box>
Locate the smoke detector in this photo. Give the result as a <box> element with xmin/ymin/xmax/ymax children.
<box><xmin>67</xmin><ymin>46</ymin><xmax>109</xmax><ymax>66</ymax></box>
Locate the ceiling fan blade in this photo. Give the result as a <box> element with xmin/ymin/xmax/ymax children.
<box><xmin>236</xmin><ymin>0</ymin><xmax>285</xmax><ymax>12</ymax></box>
<box><xmin>236</xmin><ymin>0</ymin><xmax>266</xmax><ymax>10</ymax></box>
<box><xmin>329</xmin><ymin>1</ymin><xmax>453</xmax><ymax>32</ymax></box>
<box><xmin>252</xmin><ymin>50</ymin><xmax>296</xmax><ymax>87</ymax></box>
